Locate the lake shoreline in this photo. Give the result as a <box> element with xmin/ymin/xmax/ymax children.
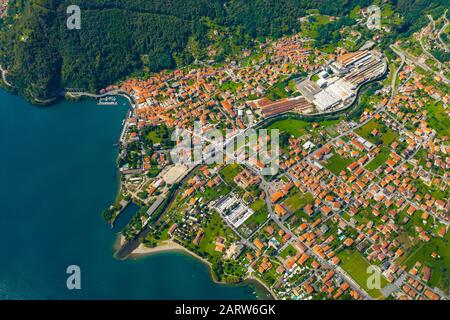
<box><xmin>0</xmin><ymin>88</ymin><xmax>261</xmax><ymax>299</ymax></box>
<box><xmin>115</xmin><ymin>236</ymin><xmax>276</xmax><ymax>300</ymax></box>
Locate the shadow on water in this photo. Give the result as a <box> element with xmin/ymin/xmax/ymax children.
<box><xmin>111</xmin><ymin>202</ymin><xmax>140</xmax><ymax>233</ymax></box>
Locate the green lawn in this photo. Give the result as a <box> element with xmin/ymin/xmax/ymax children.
<box><xmin>301</xmin><ymin>14</ymin><xmax>331</xmax><ymax>38</ymax></box>
<box><xmin>284</xmin><ymin>191</ymin><xmax>314</xmax><ymax>212</ymax></box>
<box><xmin>266</xmin><ymin>119</ymin><xmax>310</xmax><ymax>137</ymax></box>
<box><xmin>400</xmin><ymin>230</ymin><xmax>450</xmax><ymax>292</ymax></box>
<box><xmin>355</xmin><ymin>120</ymin><xmax>378</xmax><ymax>138</ymax></box>
<box><xmin>383</xmin><ymin>62</ymin><xmax>399</xmax><ymax>87</ymax></box>
<box><xmin>145</xmin><ymin>131</ymin><xmax>162</xmax><ymax>144</ymax></box>
<box><xmin>365</xmin><ymin>147</ymin><xmax>391</xmax><ymax>171</ymax></box>
<box><xmin>381</xmin><ymin>131</ymin><xmax>398</xmax><ymax>145</ymax></box>
<box><xmin>219</xmin><ymin>164</ymin><xmax>242</xmax><ymax>184</ymax></box>
<box><xmin>266</xmin><ymin>79</ymin><xmax>289</xmax><ymax>100</ymax></box>
<box><xmin>203</xmin><ymin>184</ymin><xmax>232</xmax><ymax>202</ymax></box>
<box><xmin>381</xmin><ymin>4</ymin><xmax>395</xmax><ymax>26</ymax></box>
<box><xmin>426</xmin><ymin>101</ymin><xmax>450</xmax><ymax>137</ymax></box>
<box><xmin>199</xmin><ymin>212</ymin><xmax>228</xmax><ymax>257</ymax></box>
<box><xmin>338</xmin><ymin>250</ymin><xmax>388</xmax><ymax>299</ymax></box>
<box><xmin>325</xmin><ymin>153</ymin><xmax>353</xmax><ymax>175</ymax></box>
<box><xmin>250</xmin><ymin>199</ymin><xmax>265</xmax><ymax>212</ymax></box>
<box><xmin>279</xmin><ymin>244</ymin><xmax>297</xmax><ymax>259</ymax></box>
<box><xmin>415</xmin><ymin>178</ymin><xmax>449</xmax><ymax>201</ymax></box>
<box><xmin>220</xmin><ymin>80</ymin><xmax>242</xmax><ymax>94</ymax></box>
<box><xmin>319</xmin><ymin>119</ymin><xmax>340</xmax><ymax>127</ymax></box>
<box><xmin>245</xmin><ymin>199</ymin><xmax>270</xmax><ymax>228</ymax></box>
<box><xmin>288</xmin><ymin>79</ymin><xmax>298</xmax><ymax>92</ymax></box>
<box><xmin>266</xmin><ymin>117</ymin><xmax>340</xmax><ymax>138</ymax></box>
<box><xmin>355</xmin><ymin>120</ymin><xmax>398</xmax><ymax>146</ymax></box>
<box><xmin>349</xmin><ymin>6</ymin><xmax>361</xmax><ymax>19</ymax></box>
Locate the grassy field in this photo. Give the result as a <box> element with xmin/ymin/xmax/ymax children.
<box><xmin>339</xmin><ymin>250</ymin><xmax>388</xmax><ymax>299</ymax></box>
<box><xmin>325</xmin><ymin>153</ymin><xmax>353</xmax><ymax>175</ymax></box>
<box><xmin>266</xmin><ymin>79</ymin><xmax>289</xmax><ymax>100</ymax></box>
<box><xmin>266</xmin><ymin>119</ymin><xmax>310</xmax><ymax>137</ymax></box>
<box><xmin>365</xmin><ymin>147</ymin><xmax>391</xmax><ymax>171</ymax></box>
<box><xmin>266</xmin><ymin>117</ymin><xmax>340</xmax><ymax>138</ymax></box>
<box><xmin>219</xmin><ymin>164</ymin><xmax>242</xmax><ymax>184</ymax></box>
<box><xmin>284</xmin><ymin>191</ymin><xmax>314</xmax><ymax>212</ymax></box>
<box><xmin>415</xmin><ymin>178</ymin><xmax>449</xmax><ymax>201</ymax></box>
<box><xmin>258</xmin><ymin>258</ymin><xmax>281</xmax><ymax>286</ymax></box>
<box><xmin>301</xmin><ymin>14</ymin><xmax>331</xmax><ymax>38</ymax></box>
<box><xmin>400</xmin><ymin>230</ymin><xmax>450</xmax><ymax>292</ymax></box>
<box><xmin>349</xmin><ymin>6</ymin><xmax>361</xmax><ymax>19</ymax></box>
<box><xmin>381</xmin><ymin>131</ymin><xmax>398</xmax><ymax>145</ymax></box>
<box><xmin>203</xmin><ymin>183</ymin><xmax>232</xmax><ymax>202</ymax></box>
<box><xmin>245</xmin><ymin>199</ymin><xmax>270</xmax><ymax>228</ymax></box>
<box><xmin>288</xmin><ymin>79</ymin><xmax>298</xmax><ymax>92</ymax></box>
<box><xmin>355</xmin><ymin>120</ymin><xmax>398</xmax><ymax>146</ymax></box>
<box><xmin>145</xmin><ymin>130</ymin><xmax>162</xmax><ymax>144</ymax></box>
<box><xmin>319</xmin><ymin>119</ymin><xmax>340</xmax><ymax>127</ymax></box>
<box><xmin>383</xmin><ymin>61</ymin><xmax>400</xmax><ymax>87</ymax></box>
<box><xmin>199</xmin><ymin>211</ymin><xmax>228</xmax><ymax>257</ymax></box>
<box><xmin>426</xmin><ymin>101</ymin><xmax>450</xmax><ymax>137</ymax></box>
<box><xmin>220</xmin><ymin>80</ymin><xmax>242</xmax><ymax>94</ymax></box>
<box><xmin>381</xmin><ymin>4</ymin><xmax>395</xmax><ymax>26</ymax></box>
<box><xmin>279</xmin><ymin>244</ymin><xmax>297</xmax><ymax>259</ymax></box>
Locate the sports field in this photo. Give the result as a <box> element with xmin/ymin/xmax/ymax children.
<box><xmin>338</xmin><ymin>250</ymin><xmax>388</xmax><ymax>299</ymax></box>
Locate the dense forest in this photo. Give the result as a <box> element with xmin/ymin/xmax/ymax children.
<box><xmin>0</xmin><ymin>0</ymin><xmax>447</xmax><ymax>103</ymax></box>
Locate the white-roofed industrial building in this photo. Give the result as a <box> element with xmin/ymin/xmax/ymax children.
<box><xmin>326</xmin><ymin>79</ymin><xmax>355</xmax><ymax>101</ymax></box>
<box><xmin>313</xmin><ymin>90</ymin><xmax>341</xmax><ymax>111</ymax></box>
<box><xmin>317</xmin><ymin>77</ymin><xmax>328</xmax><ymax>88</ymax></box>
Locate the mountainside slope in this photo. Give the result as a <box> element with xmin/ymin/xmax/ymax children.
<box><xmin>0</xmin><ymin>0</ymin><xmax>447</xmax><ymax>104</ymax></box>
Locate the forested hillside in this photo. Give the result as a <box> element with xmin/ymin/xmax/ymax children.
<box><xmin>0</xmin><ymin>0</ymin><xmax>447</xmax><ymax>104</ymax></box>
<box><xmin>0</xmin><ymin>0</ymin><xmax>223</xmax><ymax>102</ymax></box>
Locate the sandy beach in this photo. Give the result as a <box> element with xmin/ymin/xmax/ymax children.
<box><xmin>130</xmin><ymin>240</ymin><xmax>201</xmax><ymax>259</ymax></box>
<box><xmin>117</xmin><ymin>236</ymin><xmax>276</xmax><ymax>299</ymax></box>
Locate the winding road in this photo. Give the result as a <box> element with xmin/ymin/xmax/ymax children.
<box><xmin>437</xmin><ymin>10</ymin><xmax>449</xmax><ymax>52</ymax></box>
<box><xmin>390</xmin><ymin>44</ymin><xmax>449</xmax><ymax>84</ymax></box>
<box><xmin>422</xmin><ymin>15</ymin><xmax>449</xmax><ymax>73</ymax></box>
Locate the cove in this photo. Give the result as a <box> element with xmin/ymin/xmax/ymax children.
<box><xmin>0</xmin><ymin>89</ymin><xmax>261</xmax><ymax>299</ymax></box>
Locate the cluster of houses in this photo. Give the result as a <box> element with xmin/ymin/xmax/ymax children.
<box><xmin>108</xmin><ymin>24</ymin><xmax>448</xmax><ymax>300</ymax></box>
<box><xmin>235</xmin><ymin>63</ymin><xmax>448</xmax><ymax>299</ymax></box>
<box><xmin>114</xmin><ymin>33</ymin><xmax>333</xmax><ymax>134</ymax></box>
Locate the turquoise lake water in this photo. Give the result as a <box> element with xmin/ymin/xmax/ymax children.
<box><xmin>0</xmin><ymin>89</ymin><xmax>260</xmax><ymax>300</ymax></box>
